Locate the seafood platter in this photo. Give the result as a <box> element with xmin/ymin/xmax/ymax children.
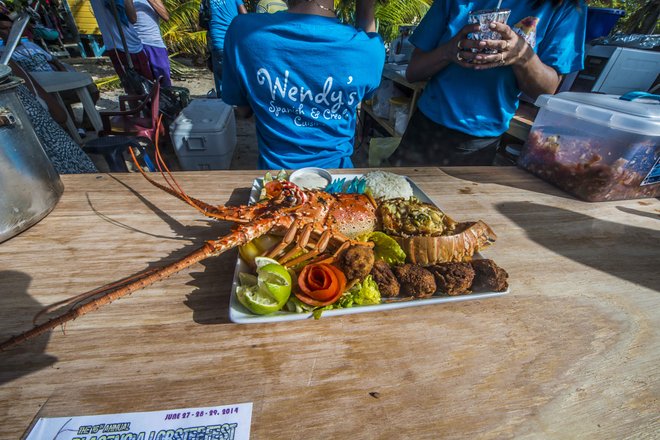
<box><xmin>229</xmin><ymin>169</ymin><xmax>509</xmax><ymax>323</ymax></box>
<box><xmin>0</xmin><ymin>167</ymin><xmax>508</xmax><ymax>350</ymax></box>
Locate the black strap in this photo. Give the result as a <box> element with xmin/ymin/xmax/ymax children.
<box><xmin>106</xmin><ymin>0</ymin><xmax>134</xmax><ymax>69</ymax></box>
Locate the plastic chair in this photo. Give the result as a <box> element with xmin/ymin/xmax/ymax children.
<box><xmin>98</xmin><ymin>77</ymin><xmax>164</xmax><ymax>142</ymax></box>
<box><xmin>87</xmin><ymin>77</ymin><xmax>166</xmax><ymax>172</ymax></box>
<box><xmin>83</xmin><ymin>135</ymin><xmax>155</xmax><ymax>172</ymax></box>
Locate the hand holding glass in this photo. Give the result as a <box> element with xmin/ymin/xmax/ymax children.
<box><xmin>467</xmin><ymin>9</ymin><xmax>511</xmax><ymax>54</ymax></box>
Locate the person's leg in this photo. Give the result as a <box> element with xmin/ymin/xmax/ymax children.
<box><xmin>105</xmin><ymin>49</ymin><xmax>128</xmax><ymax>77</ymax></box>
<box><xmin>130</xmin><ymin>50</ymin><xmax>155</xmax><ymax>81</ymax></box>
<box><xmin>142</xmin><ymin>44</ymin><xmax>172</xmax><ymax>86</ymax></box>
<box><xmin>211</xmin><ymin>48</ymin><xmax>223</xmax><ymax>98</ymax></box>
<box><xmin>105</xmin><ymin>49</ymin><xmax>152</xmax><ymax>94</ymax></box>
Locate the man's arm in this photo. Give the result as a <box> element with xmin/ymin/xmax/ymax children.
<box><xmin>147</xmin><ymin>0</ymin><xmax>169</xmax><ymax>21</ymax></box>
<box><xmin>405</xmin><ymin>24</ymin><xmax>478</xmax><ymax>82</ymax></box>
<box><xmin>238</xmin><ymin>4</ymin><xmax>248</xmax><ymax>14</ymax></box>
<box><xmin>124</xmin><ymin>0</ymin><xmax>138</xmax><ymax>24</ymax></box>
<box><xmin>355</xmin><ymin>0</ymin><xmax>376</xmax><ymax>33</ymax></box>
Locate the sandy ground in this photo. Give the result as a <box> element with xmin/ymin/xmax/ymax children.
<box><xmin>69</xmin><ymin>56</ymin><xmax>260</xmax><ymax>170</ymax></box>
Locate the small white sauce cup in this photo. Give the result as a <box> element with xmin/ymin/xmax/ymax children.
<box><xmin>289</xmin><ymin>167</ymin><xmax>333</xmax><ymax>190</ymax></box>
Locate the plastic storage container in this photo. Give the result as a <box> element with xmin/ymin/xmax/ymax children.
<box><xmin>170</xmin><ymin>99</ymin><xmax>236</xmax><ymax>170</ymax></box>
<box><xmin>518</xmin><ymin>91</ymin><xmax>660</xmax><ymax>202</ymax></box>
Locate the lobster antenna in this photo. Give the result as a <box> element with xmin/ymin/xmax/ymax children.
<box><xmin>129</xmin><ymin>116</ymin><xmax>211</xmax><ymax>218</ymax></box>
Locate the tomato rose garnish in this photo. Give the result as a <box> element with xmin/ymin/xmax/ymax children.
<box><xmin>295</xmin><ymin>263</ymin><xmax>347</xmax><ymax>306</ymax></box>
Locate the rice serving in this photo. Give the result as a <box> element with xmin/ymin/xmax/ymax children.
<box><xmin>364</xmin><ymin>171</ymin><xmax>414</xmax><ymax>200</ymax></box>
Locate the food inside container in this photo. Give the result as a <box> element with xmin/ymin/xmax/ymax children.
<box><xmin>289</xmin><ymin>167</ymin><xmax>332</xmax><ymax>189</ymax></box>
<box><xmin>389</xmin><ymin>96</ymin><xmax>410</xmax><ymax>125</ymax></box>
<box><xmin>518</xmin><ymin>92</ymin><xmax>660</xmax><ymax>202</ymax></box>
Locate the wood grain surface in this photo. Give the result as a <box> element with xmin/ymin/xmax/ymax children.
<box><xmin>1</xmin><ymin>167</ymin><xmax>658</xmax><ymax>439</ymax></box>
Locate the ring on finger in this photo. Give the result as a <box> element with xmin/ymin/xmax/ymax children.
<box><xmin>457</xmin><ymin>40</ymin><xmax>462</xmax><ymax>50</ymax></box>
<box><xmin>500</xmin><ymin>52</ymin><xmax>505</xmax><ymax>65</ymax></box>
<box><xmin>505</xmin><ymin>40</ymin><xmax>510</xmax><ymax>50</ymax></box>
<box><xmin>456</xmin><ymin>51</ymin><xmax>464</xmax><ymax>62</ymax></box>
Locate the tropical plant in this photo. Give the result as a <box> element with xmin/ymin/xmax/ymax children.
<box><xmin>159</xmin><ymin>0</ymin><xmax>431</xmax><ymax>59</ymax></box>
<box><xmin>160</xmin><ymin>0</ymin><xmax>208</xmax><ymax>59</ymax></box>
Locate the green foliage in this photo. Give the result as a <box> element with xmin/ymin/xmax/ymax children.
<box><xmin>161</xmin><ymin>0</ymin><xmax>208</xmax><ymax>58</ymax></box>
<box><xmin>160</xmin><ymin>0</ymin><xmax>432</xmax><ymax>59</ymax></box>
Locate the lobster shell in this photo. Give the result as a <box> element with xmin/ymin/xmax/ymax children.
<box><xmin>394</xmin><ymin>221</ymin><xmax>497</xmax><ymax>265</ymax></box>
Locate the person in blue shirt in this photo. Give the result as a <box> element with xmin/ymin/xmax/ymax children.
<box><xmin>205</xmin><ymin>0</ymin><xmax>247</xmax><ymax>98</ymax></box>
<box><xmin>222</xmin><ymin>0</ymin><xmax>385</xmax><ymax>170</ymax></box>
<box><xmin>390</xmin><ymin>0</ymin><xmax>587</xmax><ymax>166</ymax></box>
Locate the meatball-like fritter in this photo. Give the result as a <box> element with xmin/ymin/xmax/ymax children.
<box><xmin>428</xmin><ymin>262</ymin><xmax>475</xmax><ymax>296</ymax></box>
<box><xmin>338</xmin><ymin>245</ymin><xmax>375</xmax><ymax>281</ymax></box>
<box><xmin>370</xmin><ymin>260</ymin><xmax>400</xmax><ymax>297</ymax></box>
<box><xmin>393</xmin><ymin>264</ymin><xmax>436</xmax><ymax>298</ymax></box>
<box><xmin>470</xmin><ymin>259</ymin><xmax>509</xmax><ymax>292</ymax></box>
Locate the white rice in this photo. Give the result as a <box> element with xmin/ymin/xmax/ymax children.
<box><xmin>364</xmin><ymin>171</ymin><xmax>414</xmax><ymax>200</ymax></box>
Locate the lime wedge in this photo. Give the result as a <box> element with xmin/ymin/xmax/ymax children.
<box><xmin>238</xmin><ymin>272</ymin><xmax>258</xmax><ymax>287</ymax></box>
<box><xmin>257</xmin><ymin>263</ymin><xmax>292</xmax><ymax>304</ymax></box>
<box><xmin>236</xmin><ymin>285</ymin><xmax>282</xmax><ymax>315</ymax></box>
<box><xmin>254</xmin><ymin>256</ymin><xmax>281</xmax><ymax>270</ymax></box>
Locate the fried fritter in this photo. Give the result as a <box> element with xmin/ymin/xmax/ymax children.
<box><xmin>470</xmin><ymin>259</ymin><xmax>509</xmax><ymax>292</ymax></box>
<box><xmin>338</xmin><ymin>245</ymin><xmax>375</xmax><ymax>281</ymax></box>
<box><xmin>370</xmin><ymin>260</ymin><xmax>400</xmax><ymax>297</ymax></box>
<box><xmin>393</xmin><ymin>264</ymin><xmax>436</xmax><ymax>298</ymax></box>
<box><xmin>428</xmin><ymin>262</ymin><xmax>475</xmax><ymax>296</ymax></box>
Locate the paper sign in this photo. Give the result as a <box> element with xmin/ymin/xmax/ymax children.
<box><xmin>25</xmin><ymin>403</ymin><xmax>252</xmax><ymax>440</ymax></box>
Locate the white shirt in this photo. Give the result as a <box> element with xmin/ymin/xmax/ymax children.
<box><xmin>89</xmin><ymin>0</ymin><xmax>144</xmax><ymax>53</ymax></box>
<box><xmin>134</xmin><ymin>0</ymin><xmax>166</xmax><ymax>48</ymax></box>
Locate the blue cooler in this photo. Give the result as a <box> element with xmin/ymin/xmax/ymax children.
<box><xmin>586</xmin><ymin>7</ymin><xmax>625</xmax><ymax>43</ymax></box>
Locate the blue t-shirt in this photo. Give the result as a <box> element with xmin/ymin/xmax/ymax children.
<box><xmin>223</xmin><ymin>13</ymin><xmax>385</xmax><ymax>170</ymax></box>
<box><xmin>208</xmin><ymin>0</ymin><xmax>243</xmax><ymax>51</ymax></box>
<box><xmin>412</xmin><ymin>0</ymin><xmax>586</xmax><ymax>137</ymax></box>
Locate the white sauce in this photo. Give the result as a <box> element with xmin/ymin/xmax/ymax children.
<box><xmin>291</xmin><ymin>171</ymin><xmax>330</xmax><ymax>189</ymax></box>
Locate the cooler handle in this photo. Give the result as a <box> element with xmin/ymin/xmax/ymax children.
<box><xmin>619</xmin><ymin>91</ymin><xmax>660</xmax><ymax>102</ymax></box>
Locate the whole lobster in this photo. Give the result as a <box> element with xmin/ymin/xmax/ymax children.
<box><xmin>1</xmin><ymin>159</ymin><xmax>495</xmax><ymax>350</ymax></box>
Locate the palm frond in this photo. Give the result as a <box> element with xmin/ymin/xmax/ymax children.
<box><xmin>164</xmin><ymin>29</ymin><xmax>208</xmax><ymax>56</ymax></box>
<box><xmin>95</xmin><ymin>75</ymin><xmax>122</xmax><ymax>91</ymax></box>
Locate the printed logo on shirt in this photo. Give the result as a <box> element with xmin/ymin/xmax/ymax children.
<box><xmin>513</xmin><ymin>16</ymin><xmax>539</xmax><ymax>48</ymax></box>
<box><xmin>256</xmin><ymin>68</ymin><xmax>359</xmax><ymax>128</ymax></box>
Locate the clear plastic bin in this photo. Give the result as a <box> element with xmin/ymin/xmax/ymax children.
<box><xmin>518</xmin><ymin>92</ymin><xmax>660</xmax><ymax>202</ymax></box>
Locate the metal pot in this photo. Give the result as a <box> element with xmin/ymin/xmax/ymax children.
<box><xmin>0</xmin><ymin>64</ymin><xmax>64</xmax><ymax>243</ymax></box>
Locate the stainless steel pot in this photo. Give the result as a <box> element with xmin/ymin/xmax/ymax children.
<box><xmin>0</xmin><ymin>64</ymin><xmax>64</xmax><ymax>243</ymax></box>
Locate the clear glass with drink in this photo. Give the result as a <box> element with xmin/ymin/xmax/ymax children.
<box><xmin>467</xmin><ymin>9</ymin><xmax>511</xmax><ymax>53</ymax></box>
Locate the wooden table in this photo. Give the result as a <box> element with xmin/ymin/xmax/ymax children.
<box><xmin>31</xmin><ymin>71</ymin><xmax>103</xmax><ymax>143</ymax></box>
<box><xmin>1</xmin><ymin>168</ymin><xmax>658</xmax><ymax>439</ymax></box>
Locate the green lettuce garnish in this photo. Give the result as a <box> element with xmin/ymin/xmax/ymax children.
<box><xmin>357</xmin><ymin>231</ymin><xmax>406</xmax><ymax>266</ymax></box>
<box><xmin>312</xmin><ymin>275</ymin><xmax>382</xmax><ymax>319</ymax></box>
<box><xmin>333</xmin><ymin>275</ymin><xmax>381</xmax><ymax>309</ymax></box>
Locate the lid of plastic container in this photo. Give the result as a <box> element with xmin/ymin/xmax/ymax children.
<box><xmin>172</xmin><ymin>98</ymin><xmax>233</xmax><ymax>133</ymax></box>
<box><xmin>535</xmin><ymin>92</ymin><xmax>660</xmax><ymax>135</ymax></box>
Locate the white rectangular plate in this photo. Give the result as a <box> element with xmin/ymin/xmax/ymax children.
<box><xmin>229</xmin><ymin>174</ymin><xmax>508</xmax><ymax>323</ymax></box>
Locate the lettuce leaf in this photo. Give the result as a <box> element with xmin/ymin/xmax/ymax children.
<box><xmin>334</xmin><ymin>275</ymin><xmax>381</xmax><ymax>309</ymax></box>
<box><xmin>358</xmin><ymin>231</ymin><xmax>407</xmax><ymax>266</ymax></box>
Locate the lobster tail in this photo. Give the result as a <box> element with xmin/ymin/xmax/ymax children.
<box><xmin>394</xmin><ymin>221</ymin><xmax>497</xmax><ymax>265</ymax></box>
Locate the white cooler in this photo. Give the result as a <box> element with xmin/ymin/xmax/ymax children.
<box><xmin>170</xmin><ymin>99</ymin><xmax>237</xmax><ymax>170</ymax></box>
